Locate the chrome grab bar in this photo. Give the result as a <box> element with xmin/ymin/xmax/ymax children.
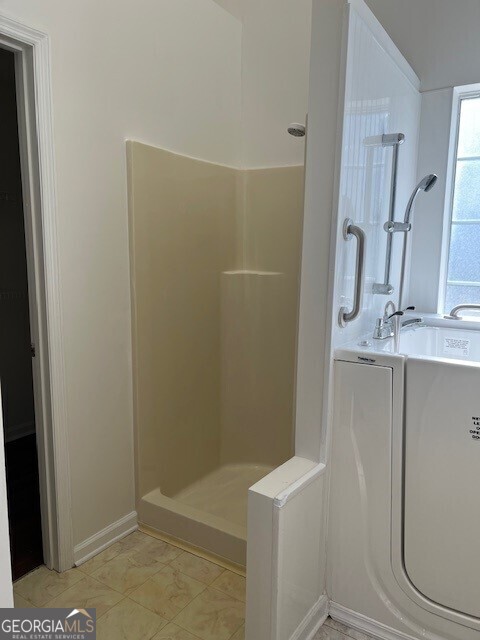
<box><xmin>339</xmin><ymin>218</ymin><xmax>366</xmax><ymax>327</ymax></box>
<box><xmin>445</xmin><ymin>304</ymin><xmax>480</xmax><ymax>320</ymax></box>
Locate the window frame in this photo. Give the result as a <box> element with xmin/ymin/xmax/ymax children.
<box><xmin>439</xmin><ymin>83</ymin><xmax>480</xmax><ymax>314</ymax></box>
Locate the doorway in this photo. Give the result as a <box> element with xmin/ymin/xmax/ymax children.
<box><xmin>0</xmin><ymin>47</ymin><xmax>43</xmax><ymax>580</ymax></box>
<box><xmin>0</xmin><ymin>17</ymin><xmax>75</xmax><ymax>594</ymax></box>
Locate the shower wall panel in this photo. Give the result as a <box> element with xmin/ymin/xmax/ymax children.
<box><xmin>128</xmin><ymin>142</ymin><xmax>238</xmax><ymax>499</ymax></box>
<box><xmin>220</xmin><ymin>271</ymin><xmax>293</xmax><ymax>466</ymax></box>
<box><xmin>331</xmin><ymin>7</ymin><xmax>421</xmax><ymax>348</ymax></box>
<box><xmin>220</xmin><ymin>167</ymin><xmax>304</xmax><ymax>467</ymax></box>
<box><xmin>129</xmin><ymin>143</ymin><xmax>303</xmax><ymax>548</ymax></box>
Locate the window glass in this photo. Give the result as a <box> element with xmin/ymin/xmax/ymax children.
<box><xmin>447</xmin><ymin>224</ymin><xmax>480</xmax><ymax>282</ymax></box>
<box><xmin>457</xmin><ymin>97</ymin><xmax>480</xmax><ymax>158</ymax></box>
<box><xmin>452</xmin><ymin>160</ymin><xmax>480</xmax><ymax>220</ymax></box>
<box><xmin>445</xmin><ymin>95</ymin><xmax>480</xmax><ymax>312</ymax></box>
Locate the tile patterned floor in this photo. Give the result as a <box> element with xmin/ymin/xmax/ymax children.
<box><xmin>13</xmin><ymin>530</ymin><xmax>246</xmax><ymax>640</ymax></box>
<box><xmin>314</xmin><ymin>617</ymin><xmax>375</xmax><ymax>640</ymax></box>
<box><xmin>13</xmin><ymin>530</ymin><xmax>373</xmax><ymax>640</ymax></box>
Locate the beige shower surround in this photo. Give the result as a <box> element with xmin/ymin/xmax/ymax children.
<box><xmin>128</xmin><ymin>142</ymin><xmax>304</xmax><ymax>563</ymax></box>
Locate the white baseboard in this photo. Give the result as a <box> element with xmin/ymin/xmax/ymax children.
<box><xmin>329</xmin><ymin>603</ymin><xmax>420</xmax><ymax>640</ymax></box>
<box><xmin>74</xmin><ymin>511</ymin><xmax>138</xmax><ymax>566</ymax></box>
<box><xmin>290</xmin><ymin>595</ymin><xmax>329</xmax><ymax>640</ymax></box>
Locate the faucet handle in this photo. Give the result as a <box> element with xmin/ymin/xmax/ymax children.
<box><xmin>391</xmin><ymin>305</ymin><xmax>415</xmax><ymax>320</ymax></box>
<box><xmin>388</xmin><ymin>306</ymin><xmax>416</xmax><ymax>321</ymax></box>
<box><xmin>387</xmin><ymin>310</ymin><xmax>404</xmax><ymax>320</ymax></box>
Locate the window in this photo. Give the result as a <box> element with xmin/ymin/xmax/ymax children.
<box><xmin>444</xmin><ymin>90</ymin><xmax>480</xmax><ymax>313</ymax></box>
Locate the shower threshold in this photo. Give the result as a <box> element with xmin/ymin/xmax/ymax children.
<box><xmin>138</xmin><ymin>463</ymin><xmax>273</xmax><ymax>566</ymax></box>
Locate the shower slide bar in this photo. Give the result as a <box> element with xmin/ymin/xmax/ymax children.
<box><xmin>339</xmin><ymin>218</ymin><xmax>366</xmax><ymax>328</ymax></box>
<box><xmin>373</xmin><ymin>132</ymin><xmax>405</xmax><ymax>296</ymax></box>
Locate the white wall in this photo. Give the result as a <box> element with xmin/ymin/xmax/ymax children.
<box><xmin>365</xmin><ymin>0</ymin><xmax>480</xmax><ymax>92</ymax></box>
<box><xmin>408</xmin><ymin>89</ymin><xmax>453</xmax><ymax>313</ymax></box>
<box><xmin>241</xmin><ymin>0</ymin><xmax>312</xmax><ymax>168</ymax></box>
<box><xmin>295</xmin><ymin>0</ymin><xmax>343</xmax><ymax>462</ymax></box>
<box><xmin>212</xmin><ymin>0</ymin><xmax>313</xmax><ymax>168</ymax></box>
<box><xmin>0</xmin><ymin>0</ymin><xmax>242</xmax><ymax>547</ymax></box>
<box><xmin>212</xmin><ymin>0</ymin><xmax>243</xmax><ymax>21</ymax></box>
<box><xmin>0</xmin><ymin>0</ymin><xmax>313</xmax><ymax>553</ymax></box>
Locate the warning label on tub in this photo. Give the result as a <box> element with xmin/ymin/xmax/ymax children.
<box><xmin>470</xmin><ymin>417</ymin><xmax>480</xmax><ymax>441</ymax></box>
<box><xmin>443</xmin><ymin>337</ymin><xmax>470</xmax><ymax>357</ymax></box>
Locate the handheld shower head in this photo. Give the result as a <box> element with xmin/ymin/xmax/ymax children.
<box><xmin>419</xmin><ymin>173</ymin><xmax>438</xmax><ymax>193</ymax></box>
<box><xmin>398</xmin><ymin>173</ymin><xmax>438</xmax><ymax>310</ymax></box>
<box><xmin>404</xmin><ymin>173</ymin><xmax>438</xmax><ymax>224</ymax></box>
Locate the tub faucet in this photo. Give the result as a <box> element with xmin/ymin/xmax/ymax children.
<box><xmin>373</xmin><ymin>302</ymin><xmax>397</xmax><ymax>340</ymax></box>
<box><xmin>373</xmin><ymin>303</ymin><xmax>416</xmax><ymax>340</ymax></box>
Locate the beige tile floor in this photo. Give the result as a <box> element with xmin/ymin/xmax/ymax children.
<box><xmin>13</xmin><ymin>530</ymin><xmax>246</xmax><ymax>640</ymax></box>
<box><xmin>314</xmin><ymin>617</ymin><xmax>375</xmax><ymax>640</ymax></box>
<box><xmin>13</xmin><ymin>530</ymin><xmax>373</xmax><ymax>640</ymax></box>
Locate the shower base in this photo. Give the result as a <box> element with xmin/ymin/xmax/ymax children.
<box><xmin>138</xmin><ymin>463</ymin><xmax>273</xmax><ymax>566</ymax></box>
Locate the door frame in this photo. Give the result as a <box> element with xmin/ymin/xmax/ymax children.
<box><xmin>0</xmin><ymin>13</ymin><xmax>73</xmax><ymax>572</ymax></box>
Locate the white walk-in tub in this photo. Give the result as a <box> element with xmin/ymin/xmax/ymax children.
<box><xmin>329</xmin><ymin>325</ymin><xmax>480</xmax><ymax>639</ymax></box>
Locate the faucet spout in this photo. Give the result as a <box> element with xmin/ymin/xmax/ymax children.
<box><xmin>384</xmin><ymin>301</ymin><xmax>396</xmax><ymax>318</ymax></box>
<box><xmin>401</xmin><ymin>317</ymin><xmax>424</xmax><ymax>329</ymax></box>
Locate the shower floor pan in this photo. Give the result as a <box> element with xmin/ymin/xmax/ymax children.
<box><xmin>138</xmin><ymin>463</ymin><xmax>273</xmax><ymax>566</ymax></box>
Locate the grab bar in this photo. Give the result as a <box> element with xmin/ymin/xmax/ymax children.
<box><xmin>445</xmin><ymin>304</ymin><xmax>480</xmax><ymax>320</ymax></box>
<box><xmin>339</xmin><ymin>218</ymin><xmax>366</xmax><ymax>327</ymax></box>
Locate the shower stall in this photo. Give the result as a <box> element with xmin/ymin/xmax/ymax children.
<box><xmin>127</xmin><ymin>141</ymin><xmax>304</xmax><ymax>565</ymax></box>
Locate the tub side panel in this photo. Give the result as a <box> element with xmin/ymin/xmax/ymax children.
<box><xmin>328</xmin><ymin>360</ymin><xmax>394</xmax><ymax>616</ymax></box>
<box><xmin>404</xmin><ymin>357</ymin><xmax>480</xmax><ymax>620</ymax></box>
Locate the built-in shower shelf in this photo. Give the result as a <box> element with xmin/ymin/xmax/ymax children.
<box><xmin>222</xmin><ymin>270</ymin><xmax>282</xmax><ymax>276</ymax></box>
